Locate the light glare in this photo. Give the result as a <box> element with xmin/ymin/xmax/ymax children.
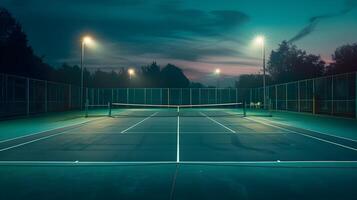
<box><xmin>128</xmin><ymin>68</ymin><xmax>135</xmax><ymax>75</ymax></box>
<box><xmin>254</xmin><ymin>35</ymin><xmax>265</xmax><ymax>46</ymax></box>
<box><xmin>215</xmin><ymin>68</ymin><xmax>221</xmax><ymax>75</ymax></box>
<box><xmin>82</xmin><ymin>36</ymin><xmax>93</xmax><ymax>45</ymax></box>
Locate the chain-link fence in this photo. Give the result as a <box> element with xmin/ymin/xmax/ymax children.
<box><xmin>250</xmin><ymin>72</ymin><xmax>357</xmax><ymax>118</ymax></box>
<box><xmin>0</xmin><ymin>73</ymin><xmax>81</xmax><ymax>118</ymax></box>
<box><xmin>2</xmin><ymin>72</ymin><xmax>356</xmax><ymax>119</ymax></box>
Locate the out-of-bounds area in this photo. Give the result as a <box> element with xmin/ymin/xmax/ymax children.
<box><xmin>0</xmin><ymin>108</ymin><xmax>356</xmax><ymax>200</ymax></box>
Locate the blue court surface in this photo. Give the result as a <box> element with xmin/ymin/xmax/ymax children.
<box><xmin>0</xmin><ymin>108</ymin><xmax>357</xmax><ymax>200</ymax></box>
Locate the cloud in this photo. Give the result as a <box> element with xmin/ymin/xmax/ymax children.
<box><xmin>288</xmin><ymin>0</ymin><xmax>357</xmax><ymax>43</ymax></box>
<box><xmin>3</xmin><ymin>0</ymin><xmax>249</xmax><ymax>63</ymax></box>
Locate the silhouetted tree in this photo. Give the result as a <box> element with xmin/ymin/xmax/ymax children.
<box><xmin>267</xmin><ymin>41</ymin><xmax>325</xmax><ymax>83</ymax></box>
<box><xmin>141</xmin><ymin>62</ymin><xmax>161</xmax><ymax>87</ymax></box>
<box><xmin>326</xmin><ymin>43</ymin><xmax>357</xmax><ymax>74</ymax></box>
<box><xmin>0</xmin><ymin>8</ymin><xmax>200</xmax><ymax>88</ymax></box>
<box><xmin>160</xmin><ymin>64</ymin><xmax>190</xmax><ymax>88</ymax></box>
<box><xmin>190</xmin><ymin>82</ymin><xmax>205</xmax><ymax>88</ymax></box>
<box><xmin>235</xmin><ymin>74</ymin><xmax>271</xmax><ymax>88</ymax></box>
<box><xmin>0</xmin><ymin>7</ymin><xmax>53</xmax><ymax>79</ymax></box>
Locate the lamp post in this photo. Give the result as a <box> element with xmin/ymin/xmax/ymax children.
<box><xmin>128</xmin><ymin>68</ymin><xmax>135</xmax><ymax>80</ymax></box>
<box><xmin>80</xmin><ymin>36</ymin><xmax>93</xmax><ymax>109</ymax></box>
<box><xmin>214</xmin><ymin>68</ymin><xmax>221</xmax><ymax>88</ymax></box>
<box><xmin>255</xmin><ymin>36</ymin><xmax>267</xmax><ymax>109</ymax></box>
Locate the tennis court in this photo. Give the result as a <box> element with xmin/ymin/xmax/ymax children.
<box><xmin>1</xmin><ymin>103</ymin><xmax>357</xmax><ymax>199</ymax></box>
<box><xmin>0</xmin><ymin>103</ymin><xmax>356</xmax><ymax>164</ymax></box>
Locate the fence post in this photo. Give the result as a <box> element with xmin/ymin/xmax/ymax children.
<box><xmin>285</xmin><ymin>84</ymin><xmax>288</xmax><ymax>110</ymax></box>
<box><xmin>297</xmin><ymin>81</ymin><xmax>300</xmax><ymax>112</ymax></box>
<box><xmin>111</xmin><ymin>88</ymin><xmax>114</xmax><ymax>104</ymax></box>
<box><xmin>275</xmin><ymin>85</ymin><xmax>278</xmax><ymax>111</ymax></box>
<box><xmin>190</xmin><ymin>88</ymin><xmax>192</xmax><ymax>105</ymax></box>
<box><xmin>26</xmin><ymin>78</ymin><xmax>30</xmax><ymax>115</ymax></box>
<box><xmin>45</xmin><ymin>81</ymin><xmax>48</xmax><ymax>112</ymax></box>
<box><xmin>331</xmin><ymin>76</ymin><xmax>334</xmax><ymax>115</ymax></box>
<box><xmin>313</xmin><ymin>79</ymin><xmax>316</xmax><ymax>115</ymax></box>
<box><xmin>68</xmin><ymin>84</ymin><xmax>71</xmax><ymax>110</ymax></box>
<box><xmin>236</xmin><ymin>88</ymin><xmax>238</xmax><ymax>103</ymax></box>
<box><xmin>355</xmin><ymin>72</ymin><xmax>357</xmax><ymax>119</ymax></box>
<box><xmin>126</xmin><ymin>88</ymin><xmax>129</xmax><ymax>104</ymax></box>
<box><xmin>167</xmin><ymin>88</ymin><xmax>170</xmax><ymax>105</ymax></box>
<box><xmin>249</xmin><ymin>88</ymin><xmax>252</xmax><ymax>105</ymax></box>
<box><xmin>150</xmin><ymin>89</ymin><xmax>153</xmax><ymax>104</ymax></box>
<box><xmin>144</xmin><ymin>88</ymin><xmax>146</xmax><ymax>104</ymax></box>
<box><xmin>215</xmin><ymin>88</ymin><xmax>218</xmax><ymax>104</ymax></box>
<box><xmin>199</xmin><ymin>88</ymin><xmax>201</xmax><ymax>104</ymax></box>
<box><xmin>160</xmin><ymin>88</ymin><xmax>162</xmax><ymax>105</ymax></box>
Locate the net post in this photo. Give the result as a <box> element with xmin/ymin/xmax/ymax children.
<box><xmin>108</xmin><ymin>101</ymin><xmax>112</xmax><ymax>117</ymax></box>
<box><xmin>243</xmin><ymin>101</ymin><xmax>247</xmax><ymax>117</ymax></box>
<box><xmin>85</xmin><ymin>99</ymin><xmax>89</xmax><ymax>118</ymax></box>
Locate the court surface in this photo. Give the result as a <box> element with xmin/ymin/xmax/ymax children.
<box><xmin>0</xmin><ymin>110</ymin><xmax>357</xmax><ymax>164</ymax></box>
<box><xmin>1</xmin><ymin>109</ymin><xmax>357</xmax><ymax>200</ymax></box>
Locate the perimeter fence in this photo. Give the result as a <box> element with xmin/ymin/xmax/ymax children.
<box><xmin>1</xmin><ymin>71</ymin><xmax>356</xmax><ymax>119</ymax></box>
<box><xmin>250</xmin><ymin>72</ymin><xmax>357</xmax><ymax>118</ymax></box>
<box><xmin>0</xmin><ymin>73</ymin><xmax>81</xmax><ymax>118</ymax></box>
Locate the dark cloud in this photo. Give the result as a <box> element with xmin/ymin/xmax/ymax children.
<box><xmin>202</xmin><ymin>60</ymin><xmax>258</xmax><ymax>66</ymax></box>
<box><xmin>288</xmin><ymin>0</ymin><xmax>357</xmax><ymax>43</ymax></box>
<box><xmin>3</xmin><ymin>0</ymin><xmax>249</xmax><ymax>64</ymax></box>
<box><xmin>5</xmin><ymin>0</ymin><xmax>146</xmax><ymax>7</ymax></box>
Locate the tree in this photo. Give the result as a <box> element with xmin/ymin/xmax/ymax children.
<box><xmin>327</xmin><ymin>43</ymin><xmax>357</xmax><ymax>74</ymax></box>
<box><xmin>160</xmin><ymin>64</ymin><xmax>190</xmax><ymax>88</ymax></box>
<box><xmin>267</xmin><ymin>41</ymin><xmax>325</xmax><ymax>83</ymax></box>
<box><xmin>235</xmin><ymin>74</ymin><xmax>271</xmax><ymax>88</ymax></box>
<box><xmin>0</xmin><ymin>7</ymin><xmax>52</xmax><ymax>79</ymax></box>
<box><xmin>0</xmin><ymin>8</ymin><xmax>199</xmax><ymax>88</ymax></box>
<box><xmin>141</xmin><ymin>62</ymin><xmax>161</xmax><ymax>87</ymax></box>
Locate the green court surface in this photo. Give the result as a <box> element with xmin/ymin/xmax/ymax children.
<box><xmin>0</xmin><ymin>108</ymin><xmax>357</xmax><ymax>199</ymax></box>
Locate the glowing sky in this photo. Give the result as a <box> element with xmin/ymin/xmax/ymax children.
<box><xmin>3</xmin><ymin>0</ymin><xmax>357</xmax><ymax>86</ymax></box>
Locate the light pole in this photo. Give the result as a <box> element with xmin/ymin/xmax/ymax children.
<box><xmin>80</xmin><ymin>36</ymin><xmax>93</xmax><ymax>109</ymax></box>
<box><xmin>214</xmin><ymin>68</ymin><xmax>221</xmax><ymax>88</ymax></box>
<box><xmin>128</xmin><ymin>68</ymin><xmax>135</xmax><ymax>80</ymax></box>
<box><xmin>255</xmin><ymin>36</ymin><xmax>267</xmax><ymax>109</ymax></box>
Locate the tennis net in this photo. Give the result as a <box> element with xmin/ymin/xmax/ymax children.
<box><xmin>109</xmin><ymin>102</ymin><xmax>244</xmax><ymax>117</ymax></box>
<box><xmin>84</xmin><ymin>102</ymin><xmax>273</xmax><ymax>118</ymax></box>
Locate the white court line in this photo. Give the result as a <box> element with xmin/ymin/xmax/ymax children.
<box><xmin>0</xmin><ymin>117</ymin><xmax>102</xmax><ymax>144</ymax></box>
<box><xmin>177</xmin><ymin>116</ymin><xmax>180</xmax><ymax>163</ymax></box>
<box><xmin>256</xmin><ymin>117</ymin><xmax>357</xmax><ymax>142</ymax></box>
<box><xmin>0</xmin><ymin>120</ymin><xmax>98</xmax><ymax>153</ymax></box>
<box><xmin>245</xmin><ymin>117</ymin><xmax>357</xmax><ymax>152</ymax></box>
<box><xmin>200</xmin><ymin>112</ymin><xmax>236</xmax><ymax>133</ymax></box>
<box><xmin>120</xmin><ymin>112</ymin><xmax>158</xmax><ymax>133</ymax></box>
<box><xmin>0</xmin><ymin>160</ymin><xmax>356</xmax><ymax>165</ymax></box>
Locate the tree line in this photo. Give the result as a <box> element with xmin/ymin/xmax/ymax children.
<box><xmin>236</xmin><ymin>41</ymin><xmax>357</xmax><ymax>88</ymax></box>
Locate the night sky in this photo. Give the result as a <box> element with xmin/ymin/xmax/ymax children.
<box><xmin>2</xmin><ymin>0</ymin><xmax>357</xmax><ymax>85</ymax></box>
